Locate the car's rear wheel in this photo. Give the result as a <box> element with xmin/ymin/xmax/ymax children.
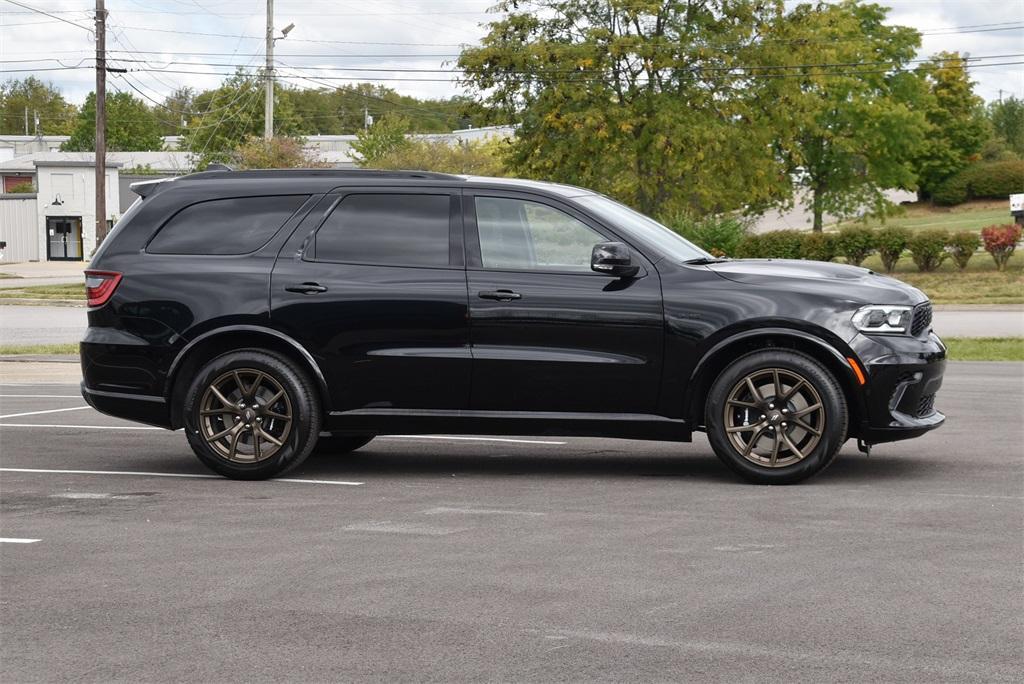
<box><xmin>706</xmin><ymin>349</ymin><xmax>847</xmax><ymax>484</ymax></box>
<box><xmin>313</xmin><ymin>434</ymin><xmax>374</xmax><ymax>456</ymax></box>
<box><xmin>183</xmin><ymin>349</ymin><xmax>321</xmax><ymax>480</ymax></box>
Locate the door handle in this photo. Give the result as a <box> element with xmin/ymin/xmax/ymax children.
<box><xmin>285</xmin><ymin>282</ymin><xmax>328</xmax><ymax>295</ymax></box>
<box><xmin>478</xmin><ymin>289</ymin><xmax>521</xmax><ymax>302</ymax></box>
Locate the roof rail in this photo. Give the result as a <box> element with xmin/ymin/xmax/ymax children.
<box><xmin>178</xmin><ymin>168</ymin><xmax>465</xmax><ymax>182</ymax></box>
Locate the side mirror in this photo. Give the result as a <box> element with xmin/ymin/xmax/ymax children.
<box><xmin>591</xmin><ymin>241</ymin><xmax>640</xmax><ymax>278</ymax></box>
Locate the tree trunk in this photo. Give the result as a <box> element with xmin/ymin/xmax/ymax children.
<box><xmin>811</xmin><ymin>186</ymin><xmax>824</xmax><ymax>232</ymax></box>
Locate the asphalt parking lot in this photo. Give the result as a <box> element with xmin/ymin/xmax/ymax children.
<box><xmin>1</xmin><ymin>362</ymin><xmax>1022</xmax><ymax>682</ymax></box>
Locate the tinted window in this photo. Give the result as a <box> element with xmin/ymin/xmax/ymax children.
<box><xmin>475</xmin><ymin>196</ymin><xmax>604</xmax><ymax>271</ymax></box>
<box><xmin>315</xmin><ymin>194</ymin><xmax>451</xmax><ymax>267</ymax></box>
<box><xmin>148</xmin><ymin>195</ymin><xmax>307</xmax><ymax>255</ymax></box>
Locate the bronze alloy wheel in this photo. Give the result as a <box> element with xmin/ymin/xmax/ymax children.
<box><xmin>722</xmin><ymin>367</ymin><xmax>825</xmax><ymax>468</ymax></box>
<box><xmin>198</xmin><ymin>368</ymin><xmax>293</xmax><ymax>463</ymax></box>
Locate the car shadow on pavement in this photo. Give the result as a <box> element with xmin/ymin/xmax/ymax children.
<box><xmin>298</xmin><ymin>448</ymin><xmax>741</xmax><ymax>483</ymax></box>
<box><xmin>294</xmin><ymin>446</ymin><xmax>937</xmax><ymax>485</ymax></box>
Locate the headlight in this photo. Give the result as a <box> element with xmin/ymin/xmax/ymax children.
<box><xmin>852</xmin><ymin>304</ymin><xmax>913</xmax><ymax>334</ymax></box>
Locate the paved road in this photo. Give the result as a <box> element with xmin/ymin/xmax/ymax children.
<box><xmin>0</xmin><ymin>362</ymin><xmax>1021</xmax><ymax>682</ymax></box>
<box><xmin>0</xmin><ymin>305</ymin><xmax>86</xmax><ymax>346</ymax></box>
<box><xmin>933</xmin><ymin>306</ymin><xmax>1024</xmax><ymax>337</ymax></box>
<box><xmin>1</xmin><ymin>303</ymin><xmax>1021</xmax><ymax>346</ymax></box>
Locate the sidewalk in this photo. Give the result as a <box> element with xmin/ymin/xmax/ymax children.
<box><xmin>0</xmin><ymin>261</ymin><xmax>88</xmax><ymax>289</ymax></box>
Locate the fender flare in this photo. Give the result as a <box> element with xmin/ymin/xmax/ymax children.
<box><xmin>685</xmin><ymin>326</ymin><xmax>863</xmax><ymax>420</ymax></box>
<box><xmin>165</xmin><ymin>325</ymin><xmax>331</xmax><ymax>408</ymax></box>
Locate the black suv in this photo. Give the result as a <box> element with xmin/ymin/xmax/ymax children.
<box><xmin>81</xmin><ymin>169</ymin><xmax>945</xmax><ymax>484</ymax></box>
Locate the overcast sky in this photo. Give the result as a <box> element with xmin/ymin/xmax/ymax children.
<box><xmin>1</xmin><ymin>0</ymin><xmax>1022</xmax><ymax>116</ymax></box>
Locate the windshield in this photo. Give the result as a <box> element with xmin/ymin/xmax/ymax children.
<box><xmin>577</xmin><ymin>194</ymin><xmax>712</xmax><ymax>262</ymax></box>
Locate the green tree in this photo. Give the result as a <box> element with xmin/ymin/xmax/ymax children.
<box><xmin>989</xmin><ymin>96</ymin><xmax>1024</xmax><ymax>158</ymax></box>
<box><xmin>180</xmin><ymin>72</ymin><xmax>302</xmax><ymax>168</ymax></box>
<box><xmin>362</xmin><ymin>136</ymin><xmax>510</xmax><ymax>175</ymax></box>
<box><xmin>781</xmin><ymin>1</ymin><xmax>927</xmax><ymax>230</ymax></box>
<box><xmin>61</xmin><ymin>91</ymin><xmax>162</xmax><ymax>151</ymax></box>
<box><xmin>459</xmin><ymin>0</ymin><xmax>803</xmax><ymax>217</ymax></box>
<box><xmin>0</xmin><ymin>77</ymin><xmax>77</xmax><ymax>135</ymax></box>
<box><xmin>350</xmin><ymin>114</ymin><xmax>411</xmax><ymax>165</ymax></box>
<box><xmin>229</xmin><ymin>135</ymin><xmax>325</xmax><ymax>169</ymax></box>
<box><xmin>911</xmin><ymin>52</ymin><xmax>990</xmax><ymax>200</ymax></box>
<box><xmin>157</xmin><ymin>86</ymin><xmax>196</xmax><ymax>136</ymax></box>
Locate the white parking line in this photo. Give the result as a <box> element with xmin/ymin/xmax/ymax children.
<box><xmin>0</xmin><ymin>423</ymin><xmax>568</xmax><ymax>445</ymax></box>
<box><xmin>0</xmin><ymin>538</ymin><xmax>41</xmax><ymax>544</ymax></box>
<box><xmin>0</xmin><ymin>423</ymin><xmax>163</xmax><ymax>430</ymax></box>
<box><xmin>0</xmin><ymin>467</ymin><xmax>363</xmax><ymax>486</ymax></box>
<box><xmin>0</xmin><ymin>406</ymin><xmax>92</xmax><ymax>420</ymax></box>
<box><xmin>0</xmin><ymin>395</ymin><xmax>83</xmax><ymax>398</ymax></box>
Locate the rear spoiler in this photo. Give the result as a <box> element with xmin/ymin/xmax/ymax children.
<box><xmin>128</xmin><ymin>177</ymin><xmax>172</xmax><ymax>198</ymax></box>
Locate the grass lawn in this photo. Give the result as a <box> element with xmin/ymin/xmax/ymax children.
<box><xmin>943</xmin><ymin>337</ymin><xmax>1024</xmax><ymax>362</ymax></box>
<box><xmin>0</xmin><ymin>343</ymin><xmax>79</xmax><ymax>355</ymax></box>
<box><xmin>857</xmin><ymin>251</ymin><xmax>1024</xmax><ymax>305</ymax></box>
<box><xmin>835</xmin><ymin>199</ymin><xmax>1011</xmax><ymax>233</ymax></box>
<box><xmin>0</xmin><ymin>272</ymin><xmax>22</xmax><ymax>279</ymax></box>
<box><xmin>0</xmin><ymin>283</ymin><xmax>84</xmax><ymax>300</ymax></box>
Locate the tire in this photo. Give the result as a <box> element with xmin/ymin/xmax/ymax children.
<box><xmin>183</xmin><ymin>348</ymin><xmax>322</xmax><ymax>480</ymax></box>
<box><xmin>705</xmin><ymin>349</ymin><xmax>847</xmax><ymax>485</ymax></box>
<box><xmin>313</xmin><ymin>434</ymin><xmax>374</xmax><ymax>456</ymax></box>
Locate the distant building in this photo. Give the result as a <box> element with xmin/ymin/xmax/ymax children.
<box><xmin>0</xmin><ymin>125</ymin><xmax>517</xmax><ymax>263</ymax></box>
<box><xmin>0</xmin><ymin>156</ymin><xmax>120</xmax><ymax>263</ymax></box>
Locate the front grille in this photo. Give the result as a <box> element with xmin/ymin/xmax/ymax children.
<box><xmin>911</xmin><ymin>302</ymin><xmax>933</xmax><ymax>337</ymax></box>
<box><xmin>916</xmin><ymin>393</ymin><xmax>936</xmax><ymax>417</ymax></box>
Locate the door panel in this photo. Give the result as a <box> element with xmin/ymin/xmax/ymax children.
<box><xmin>271</xmin><ymin>189</ymin><xmax>471</xmax><ymax>412</ymax></box>
<box><xmin>465</xmin><ymin>192</ymin><xmax>664</xmax><ymax>414</ymax></box>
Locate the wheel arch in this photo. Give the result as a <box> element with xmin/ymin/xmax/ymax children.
<box><xmin>685</xmin><ymin>327</ymin><xmax>866</xmax><ymax>437</ymax></box>
<box><xmin>166</xmin><ymin>325</ymin><xmax>330</xmax><ymax>429</ymax></box>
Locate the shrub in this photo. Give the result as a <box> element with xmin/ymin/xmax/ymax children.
<box><xmin>946</xmin><ymin>231</ymin><xmax>981</xmax><ymax>270</ymax></box>
<box><xmin>835</xmin><ymin>226</ymin><xmax>876</xmax><ymax>267</ymax></box>
<box><xmin>800</xmin><ymin>232</ymin><xmax>838</xmax><ymax>262</ymax></box>
<box><xmin>932</xmin><ymin>160</ymin><xmax>1024</xmax><ymax>206</ymax></box>
<box><xmin>875</xmin><ymin>226</ymin><xmax>911</xmax><ymax>272</ymax></box>
<box><xmin>907</xmin><ymin>229</ymin><xmax>950</xmax><ymax>272</ymax></box>
<box><xmin>734</xmin><ymin>234</ymin><xmax>765</xmax><ymax>258</ymax></box>
<box><xmin>758</xmin><ymin>230</ymin><xmax>805</xmax><ymax>260</ymax></box>
<box><xmin>981</xmin><ymin>224</ymin><xmax>1023</xmax><ymax>271</ymax></box>
<box><xmin>660</xmin><ymin>212</ymin><xmax>748</xmax><ymax>257</ymax></box>
<box><xmin>4</xmin><ymin>180</ymin><xmax>34</xmax><ymax>193</ymax></box>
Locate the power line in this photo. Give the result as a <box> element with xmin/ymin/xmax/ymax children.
<box><xmin>0</xmin><ymin>0</ymin><xmax>93</xmax><ymax>32</ymax></box>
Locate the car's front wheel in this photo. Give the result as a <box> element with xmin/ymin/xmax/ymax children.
<box><xmin>183</xmin><ymin>349</ymin><xmax>322</xmax><ymax>480</ymax></box>
<box><xmin>706</xmin><ymin>349</ymin><xmax>847</xmax><ymax>484</ymax></box>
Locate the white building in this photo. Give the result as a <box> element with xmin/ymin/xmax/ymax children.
<box><xmin>0</xmin><ymin>155</ymin><xmax>120</xmax><ymax>263</ymax></box>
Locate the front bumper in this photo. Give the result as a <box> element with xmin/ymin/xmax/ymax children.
<box><xmin>851</xmin><ymin>331</ymin><xmax>946</xmax><ymax>444</ymax></box>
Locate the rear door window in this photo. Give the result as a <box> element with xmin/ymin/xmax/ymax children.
<box><xmin>313</xmin><ymin>193</ymin><xmax>452</xmax><ymax>267</ymax></box>
<box><xmin>147</xmin><ymin>195</ymin><xmax>307</xmax><ymax>255</ymax></box>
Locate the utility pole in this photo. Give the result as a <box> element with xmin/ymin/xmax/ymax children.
<box><xmin>95</xmin><ymin>0</ymin><xmax>107</xmax><ymax>245</ymax></box>
<box><xmin>24</xmin><ymin>106</ymin><xmax>28</xmax><ymax>135</ymax></box>
<box><xmin>265</xmin><ymin>0</ymin><xmax>274</xmax><ymax>139</ymax></box>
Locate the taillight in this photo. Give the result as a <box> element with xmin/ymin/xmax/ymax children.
<box><xmin>84</xmin><ymin>270</ymin><xmax>122</xmax><ymax>308</ymax></box>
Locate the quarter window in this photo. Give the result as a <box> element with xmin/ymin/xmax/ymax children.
<box><xmin>315</xmin><ymin>194</ymin><xmax>451</xmax><ymax>267</ymax></box>
<box><xmin>147</xmin><ymin>195</ymin><xmax>307</xmax><ymax>255</ymax></box>
<box><xmin>475</xmin><ymin>196</ymin><xmax>605</xmax><ymax>271</ymax></box>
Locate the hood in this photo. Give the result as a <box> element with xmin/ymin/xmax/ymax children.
<box><xmin>704</xmin><ymin>259</ymin><xmax>928</xmax><ymax>305</ymax></box>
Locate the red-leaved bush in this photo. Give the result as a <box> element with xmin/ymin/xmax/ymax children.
<box><xmin>980</xmin><ymin>224</ymin><xmax>1022</xmax><ymax>271</ymax></box>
